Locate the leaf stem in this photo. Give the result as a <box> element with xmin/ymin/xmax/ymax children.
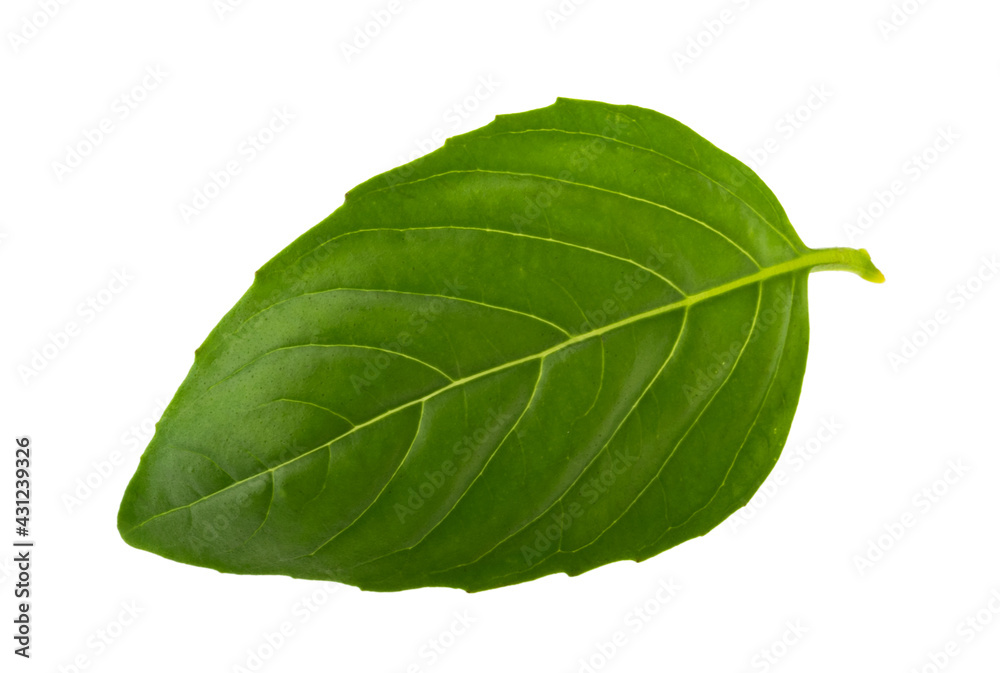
<box><xmin>808</xmin><ymin>247</ymin><xmax>885</xmax><ymax>283</ymax></box>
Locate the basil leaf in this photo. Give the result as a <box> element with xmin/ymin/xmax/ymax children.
<box><xmin>118</xmin><ymin>98</ymin><xmax>883</xmax><ymax>592</ymax></box>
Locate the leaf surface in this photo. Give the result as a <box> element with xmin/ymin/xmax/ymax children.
<box><xmin>118</xmin><ymin>98</ymin><xmax>883</xmax><ymax>592</ymax></box>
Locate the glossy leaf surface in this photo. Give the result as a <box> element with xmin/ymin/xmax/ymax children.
<box><xmin>118</xmin><ymin>98</ymin><xmax>883</xmax><ymax>592</ymax></box>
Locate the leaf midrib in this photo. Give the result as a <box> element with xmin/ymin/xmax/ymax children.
<box><xmin>123</xmin><ymin>248</ymin><xmax>845</xmax><ymax>536</ymax></box>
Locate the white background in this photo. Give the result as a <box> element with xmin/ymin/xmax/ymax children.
<box><xmin>2</xmin><ymin>0</ymin><xmax>998</xmax><ymax>671</ymax></box>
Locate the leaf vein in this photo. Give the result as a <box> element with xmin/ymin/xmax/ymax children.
<box><xmin>260</xmin><ymin>398</ymin><xmax>356</xmax><ymax>427</ymax></box>
<box><xmin>358</xmin><ymin>170</ymin><xmax>762</xmax><ymax>268</ymax></box>
<box><xmin>235</xmin><ymin>285</ymin><xmax>573</xmax><ymax>338</ymax></box>
<box><xmin>573</xmin><ymin>283</ymin><xmax>764</xmax><ymax>553</ymax></box>
<box><xmin>422</xmin><ymin>309</ymin><xmax>690</xmax><ymax>578</ymax></box>
<box><xmin>208</xmin><ymin>343</ymin><xmax>453</xmax><ymax>396</ymax></box>
<box><xmin>301</xmin><ymin>401</ymin><xmax>426</xmax><ymax>557</ymax></box>
<box><xmin>123</xmin><ymin>253</ymin><xmax>836</xmax><ymax>535</ymax></box>
<box><xmin>323</xmin><ymin>360</ymin><xmax>545</xmax><ymax>567</ymax></box>
<box><xmin>472</xmin><ymin>128</ymin><xmax>801</xmax><ymax>254</ymax></box>
<box><xmin>645</xmin><ymin>276</ymin><xmax>797</xmax><ymax>548</ymax></box>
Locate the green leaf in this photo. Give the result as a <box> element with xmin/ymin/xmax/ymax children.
<box><xmin>118</xmin><ymin>98</ymin><xmax>882</xmax><ymax>592</ymax></box>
